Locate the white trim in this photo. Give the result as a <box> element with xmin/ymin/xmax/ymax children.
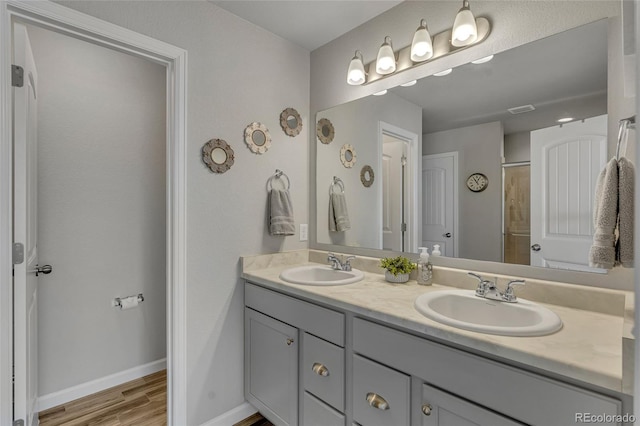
<box><xmin>1</xmin><ymin>1</ymin><xmax>188</xmax><ymax>424</ymax></box>
<box><xmin>378</xmin><ymin>121</ymin><xmax>420</xmax><ymax>253</ymax></box>
<box><xmin>37</xmin><ymin>359</ymin><xmax>167</xmax><ymax>412</ymax></box>
<box><xmin>422</xmin><ymin>151</ymin><xmax>459</xmax><ymax>258</ymax></box>
<box><xmin>199</xmin><ymin>402</ymin><xmax>258</xmax><ymax>426</ymax></box>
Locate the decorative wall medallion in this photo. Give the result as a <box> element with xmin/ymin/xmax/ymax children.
<box><xmin>202</xmin><ymin>139</ymin><xmax>234</xmax><ymax>174</ymax></box>
<box><xmin>280</xmin><ymin>107</ymin><xmax>303</xmax><ymax>137</ymax></box>
<box><xmin>340</xmin><ymin>144</ymin><xmax>357</xmax><ymax>168</ymax></box>
<box><xmin>360</xmin><ymin>165</ymin><xmax>374</xmax><ymax>187</ymax></box>
<box><xmin>316</xmin><ymin>118</ymin><xmax>335</xmax><ymax>144</ymax></box>
<box><xmin>244</xmin><ymin>122</ymin><xmax>272</xmax><ymax>154</ymax></box>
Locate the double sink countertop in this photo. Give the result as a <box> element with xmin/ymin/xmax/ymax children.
<box><xmin>241</xmin><ymin>249</ymin><xmax>634</xmax><ymax>395</ymax></box>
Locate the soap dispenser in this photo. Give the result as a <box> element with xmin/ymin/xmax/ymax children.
<box><xmin>432</xmin><ymin>244</ymin><xmax>441</xmax><ymax>256</ymax></box>
<box><xmin>417</xmin><ymin>247</ymin><xmax>433</xmax><ymax>286</ymax></box>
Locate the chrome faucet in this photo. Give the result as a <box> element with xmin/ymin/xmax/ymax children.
<box><xmin>468</xmin><ymin>272</ymin><xmax>525</xmax><ymax>303</ymax></box>
<box><xmin>327</xmin><ymin>253</ymin><xmax>356</xmax><ymax>271</ymax></box>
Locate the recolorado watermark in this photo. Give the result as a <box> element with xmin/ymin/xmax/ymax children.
<box><xmin>575</xmin><ymin>413</ymin><xmax>636</xmax><ymax>423</ymax></box>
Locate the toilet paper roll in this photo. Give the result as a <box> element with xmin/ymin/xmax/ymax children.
<box><xmin>119</xmin><ymin>296</ymin><xmax>139</xmax><ymax>310</ymax></box>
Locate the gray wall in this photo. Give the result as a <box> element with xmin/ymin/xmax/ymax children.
<box><xmin>316</xmin><ymin>92</ymin><xmax>422</xmax><ymax>249</ymax></box>
<box><xmin>28</xmin><ymin>26</ymin><xmax>167</xmax><ymax>396</ymax></box>
<box><xmin>504</xmin><ymin>132</ymin><xmax>531</xmax><ymax>163</ymax></box>
<box><xmin>55</xmin><ymin>2</ymin><xmax>310</xmax><ymax>424</ymax></box>
<box><xmin>423</xmin><ymin>122</ymin><xmax>503</xmax><ymax>262</ymax></box>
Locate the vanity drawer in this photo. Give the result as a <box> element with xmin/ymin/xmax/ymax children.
<box><xmin>303</xmin><ymin>333</ymin><xmax>345</xmax><ymax>411</ymax></box>
<box><xmin>352</xmin><ymin>354</ymin><xmax>410</xmax><ymax>426</ymax></box>
<box><xmin>353</xmin><ymin>318</ymin><xmax>621</xmax><ymax>426</ymax></box>
<box><xmin>303</xmin><ymin>392</ymin><xmax>345</xmax><ymax>426</ymax></box>
<box><xmin>245</xmin><ymin>282</ymin><xmax>344</xmax><ymax>345</ymax></box>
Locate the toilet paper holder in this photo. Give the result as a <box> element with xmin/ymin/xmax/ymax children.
<box><xmin>113</xmin><ymin>293</ymin><xmax>144</xmax><ymax>309</ymax></box>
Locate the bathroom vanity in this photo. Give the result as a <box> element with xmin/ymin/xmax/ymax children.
<box><xmin>242</xmin><ymin>251</ymin><xmax>633</xmax><ymax>426</ymax></box>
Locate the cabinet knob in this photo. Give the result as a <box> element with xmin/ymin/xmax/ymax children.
<box><xmin>366</xmin><ymin>392</ymin><xmax>389</xmax><ymax>410</ymax></box>
<box><xmin>312</xmin><ymin>362</ymin><xmax>330</xmax><ymax>377</ymax></box>
<box><xmin>422</xmin><ymin>403</ymin><xmax>432</xmax><ymax>416</ymax></box>
<box><xmin>286</xmin><ymin>338</ymin><xmax>294</xmax><ymax>346</ymax></box>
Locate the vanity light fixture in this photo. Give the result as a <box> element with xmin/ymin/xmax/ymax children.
<box><xmin>411</xmin><ymin>19</ymin><xmax>434</xmax><ymax>62</ymax></box>
<box><xmin>452</xmin><ymin>0</ymin><xmax>478</xmax><ymax>47</ymax></box>
<box><xmin>433</xmin><ymin>68</ymin><xmax>453</xmax><ymax>76</ymax></box>
<box><xmin>373</xmin><ymin>89</ymin><xmax>388</xmax><ymax>96</ymax></box>
<box><xmin>376</xmin><ymin>36</ymin><xmax>396</xmax><ymax>75</ymax></box>
<box><xmin>347</xmin><ymin>50</ymin><xmax>366</xmax><ymax>85</ymax></box>
<box><xmin>471</xmin><ymin>54</ymin><xmax>494</xmax><ymax>64</ymax></box>
<box><xmin>400</xmin><ymin>80</ymin><xmax>417</xmax><ymax>87</ymax></box>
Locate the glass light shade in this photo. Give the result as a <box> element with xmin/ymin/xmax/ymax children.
<box><xmin>346</xmin><ymin>51</ymin><xmax>366</xmax><ymax>85</ymax></box>
<box><xmin>411</xmin><ymin>19</ymin><xmax>433</xmax><ymax>62</ymax></box>
<box><xmin>471</xmin><ymin>55</ymin><xmax>494</xmax><ymax>64</ymax></box>
<box><xmin>452</xmin><ymin>1</ymin><xmax>478</xmax><ymax>46</ymax></box>
<box><xmin>373</xmin><ymin>90</ymin><xmax>388</xmax><ymax>96</ymax></box>
<box><xmin>376</xmin><ymin>36</ymin><xmax>396</xmax><ymax>75</ymax></box>
<box><xmin>433</xmin><ymin>68</ymin><xmax>453</xmax><ymax>76</ymax></box>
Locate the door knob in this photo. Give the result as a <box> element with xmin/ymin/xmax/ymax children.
<box><xmin>530</xmin><ymin>244</ymin><xmax>541</xmax><ymax>252</ymax></box>
<box><xmin>443</xmin><ymin>232</ymin><xmax>452</xmax><ymax>238</ymax></box>
<box><xmin>30</xmin><ymin>264</ymin><xmax>52</xmax><ymax>277</ymax></box>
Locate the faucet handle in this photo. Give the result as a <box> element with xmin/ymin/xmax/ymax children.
<box><xmin>468</xmin><ymin>272</ymin><xmax>483</xmax><ymax>282</ymax></box>
<box><xmin>503</xmin><ymin>279</ymin><xmax>525</xmax><ymax>302</ymax></box>
<box><xmin>343</xmin><ymin>256</ymin><xmax>356</xmax><ymax>271</ymax></box>
<box><xmin>469</xmin><ymin>272</ymin><xmax>490</xmax><ymax>296</ymax></box>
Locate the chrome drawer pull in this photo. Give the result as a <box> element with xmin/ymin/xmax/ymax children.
<box><xmin>366</xmin><ymin>392</ymin><xmax>389</xmax><ymax>410</ymax></box>
<box><xmin>422</xmin><ymin>403</ymin><xmax>432</xmax><ymax>416</ymax></box>
<box><xmin>312</xmin><ymin>362</ymin><xmax>330</xmax><ymax>377</ymax></box>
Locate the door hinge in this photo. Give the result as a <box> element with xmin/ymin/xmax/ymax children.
<box><xmin>12</xmin><ymin>243</ymin><xmax>24</xmax><ymax>265</ymax></box>
<box><xmin>14</xmin><ymin>420</ymin><xmax>24</xmax><ymax>426</ymax></box>
<box><xmin>401</xmin><ymin>223</ymin><xmax>407</xmax><ymax>232</ymax></box>
<box><xmin>11</xmin><ymin>65</ymin><xmax>24</xmax><ymax>88</ymax></box>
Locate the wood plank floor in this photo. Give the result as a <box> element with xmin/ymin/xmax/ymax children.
<box><xmin>233</xmin><ymin>412</ymin><xmax>273</xmax><ymax>426</ymax></box>
<box><xmin>39</xmin><ymin>370</ymin><xmax>167</xmax><ymax>426</ymax></box>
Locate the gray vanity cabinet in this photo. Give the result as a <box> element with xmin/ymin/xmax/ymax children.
<box><xmin>245</xmin><ymin>308</ymin><xmax>299</xmax><ymax>426</ymax></box>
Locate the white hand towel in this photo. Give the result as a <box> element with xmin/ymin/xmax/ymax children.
<box><xmin>269</xmin><ymin>189</ymin><xmax>295</xmax><ymax>236</ymax></box>
<box><xmin>616</xmin><ymin>157</ymin><xmax>634</xmax><ymax>267</ymax></box>
<box><xmin>589</xmin><ymin>158</ymin><xmax>618</xmax><ymax>269</ymax></box>
<box><xmin>329</xmin><ymin>192</ymin><xmax>351</xmax><ymax>232</ymax></box>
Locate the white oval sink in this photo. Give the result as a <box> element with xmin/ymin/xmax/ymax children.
<box><xmin>280</xmin><ymin>265</ymin><xmax>364</xmax><ymax>286</ymax></box>
<box><xmin>414</xmin><ymin>290</ymin><xmax>562</xmax><ymax>337</ymax></box>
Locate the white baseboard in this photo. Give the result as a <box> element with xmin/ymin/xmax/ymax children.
<box><xmin>37</xmin><ymin>358</ymin><xmax>166</xmax><ymax>412</ymax></box>
<box><xmin>200</xmin><ymin>402</ymin><xmax>257</xmax><ymax>426</ymax></box>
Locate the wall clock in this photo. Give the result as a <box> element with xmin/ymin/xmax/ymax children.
<box><xmin>466</xmin><ymin>173</ymin><xmax>488</xmax><ymax>192</ymax></box>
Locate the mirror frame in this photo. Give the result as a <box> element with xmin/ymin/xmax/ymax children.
<box><xmin>340</xmin><ymin>144</ymin><xmax>357</xmax><ymax>168</ymax></box>
<box><xmin>317</xmin><ymin>118</ymin><xmax>335</xmax><ymax>144</ymax></box>
<box><xmin>244</xmin><ymin>122</ymin><xmax>272</xmax><ymax>154</ymax></box>
<box><xmin>202</xmin><ymin>138</ymin><xmax>235</xmax><ymax>174</ymax></box>
<box><xmin>360</xmin><ymin>165</ymin><xmax>375</xmax><ymax>187</ymax></box>
<box><xmin>280</xmin><ymin>107</ymin><xmax>303</xmax><ymax>137</ymax></box>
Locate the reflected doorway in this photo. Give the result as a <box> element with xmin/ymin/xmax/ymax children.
<box><xmin>503</xmin><ymin>163</ymin><xmax>531</xmax><ymax>265</ymax></box>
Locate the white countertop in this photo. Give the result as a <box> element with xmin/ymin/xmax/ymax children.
<box><xmin>241</xmin><ymin>251</ymin><xmax>631</xmax><ymax>394</ymax></box>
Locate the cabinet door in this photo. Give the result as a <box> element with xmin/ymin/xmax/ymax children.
<box><xmin>245</xmin><ymin>308</ymin><xmax>298</xmax><ymax>426</ymax></box>
<box><xmin>420</xmin><ymin>384</ymin><xmax>522</xmax><ymax>426</ymax></box>
<box><xmin>303</xmin><ymin>392</ymin><xmax>345</xmax><ymax>426</ymax></box>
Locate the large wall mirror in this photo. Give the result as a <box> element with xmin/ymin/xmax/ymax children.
<box><xmin>315</xmin><ymin>19</ymin><xmax>627</xmax><ymax>276</ymax></box>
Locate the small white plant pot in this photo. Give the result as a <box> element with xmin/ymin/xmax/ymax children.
<box><xmin>385</xmin><ymin>270</ymin><xmax>409</xmax><ymax>283</ymax></box>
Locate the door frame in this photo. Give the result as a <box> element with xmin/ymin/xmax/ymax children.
<box><xmin>421</xmin><ymin>151</ymin><xmax>459</xmax><ymax>258</ymax></box>
<box><xmin>377</xmin><ymin>121</ymin><xmax>420</xmax><ymax>253</ymax></box>
<box><xmin>0</xmin><ymin>1</ymin><xmax>188</xmax><ymax>424</ymax></box>
<box><xmin>501</xmin><ymin>161</ymin><xmax>530</xmax><ymax>263</ymax></box>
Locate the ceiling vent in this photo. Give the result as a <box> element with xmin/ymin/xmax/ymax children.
<box><xmin>507</xmin><ymin>104</ymin><xmax>536</xmax><ymax>115</ymax></box>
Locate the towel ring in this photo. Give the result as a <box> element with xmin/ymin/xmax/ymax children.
<box><xmin>331</xmin><ymin>176</ymin><xmax>345</xmax><ymax>194</ymax></box>
<box><xmin>267</xmin><ymin>169</ymin><xmax>290</xmax><ymax>191</ymax></box>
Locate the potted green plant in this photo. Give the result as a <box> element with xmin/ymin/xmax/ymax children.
<box><xmin>380</xmin><ymin>256</ymin><xmax>416</xmax><ymax>283</ymax></box>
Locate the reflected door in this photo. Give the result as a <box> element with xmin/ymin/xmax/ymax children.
<box><xmin>530</xmin><ymin>115</ymin><xmax>607</xmax><ymax>272</ymax></box>
<box><xmin>382</xmin><ymin>137</ymin><xmax>406</xmax><ymax>251</ymax></box>
<box><xmin>503</xmin><ymin>164</ymin><xmax>530</xmax><ymax>265</ymax></box>
<box><xmin>422</xmin><ymin>153</ymin><xmax>457</xmax><ymax>256</ymax></box>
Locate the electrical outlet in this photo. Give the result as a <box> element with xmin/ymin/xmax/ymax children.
<box><xmin>299</xmin><ymin>224</ymin><xmax>308</xmax><ymax>241</ymax></box>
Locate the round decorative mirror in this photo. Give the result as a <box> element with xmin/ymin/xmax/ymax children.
<box><xmin>316</xmin><ymin>118</ymin><xmax>335</xmax><ymax>144</ymax></box>
<box><xmin>202</xmin><ymin>139</ymin><xmax>234</xmax><ymax>174</ymax></box>
<box><xmin>340</xmin><ymin>144</ymin><xmax>357</xmax><ymax>168</ymax></box>
<box><xmin>244</xmin><ymin>122</ymin><xmax>272</xmax><ymax>154</ymax></box>
<box><xmin>280</xmin><ymin>107</ymin><xmax>303</xmax><ymax>137</ymax></box>
<box><xmin>360</xmin><ymin>165</ymin><xmax>374</xmax><ymax>187</ymax></box>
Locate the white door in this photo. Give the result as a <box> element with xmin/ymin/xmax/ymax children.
<box><xmin>382</xmin><ymin>137</ymin><xmax>406</xmax><ymax>251</ymax></box>
<box><xmin>422</xmin><ymin>153</ymin><xmax>457</xmax><ymax>257</ymax></box>
<box><xmin>530</xmin><ymin>115</ymin><xmax>607</xmax><ymax>272</ymax></box>
<box><xmin>13</xmin><ymin>23</ymin><xmax>40</xmax><ymax>426</ymax></box>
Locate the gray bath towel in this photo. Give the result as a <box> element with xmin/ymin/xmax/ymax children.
<box><xmin>269</xmin><ymin>189</ymin><xmax>295</xmax><ymax>236</ymax></box>
<box><xmin>589</xmin><ymin>158</ymin><xmax>618</xmax><ymax>269</ymax></box>
<box><xmin>329</xmin><ymin>192</ymin><xmax>351</xmax><ymax>232</ymax></box>
<box><xmin>616</xmin><ymin>157</ymin><xmax>634</xmax><ymax>267</ymax></box>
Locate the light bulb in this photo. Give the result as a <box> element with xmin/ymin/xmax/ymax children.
<box><xmin>376</xmin><ymin>36</ymin><xmax>396</xmax><ymax>75</ymax></box>
<box><xmin>346</xmin><ymin>51</ymin><xmax>366</xmax><ymax>85</ymax></box>
<box><xmin>452</xmin><ymin>0</ymin><xmax>478</xmax><ymax>46</ymax></box>
<box><xmin>411</xmin><ymin>19</ymin><xmax>433</xmax><ymax>62</ymax></box>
